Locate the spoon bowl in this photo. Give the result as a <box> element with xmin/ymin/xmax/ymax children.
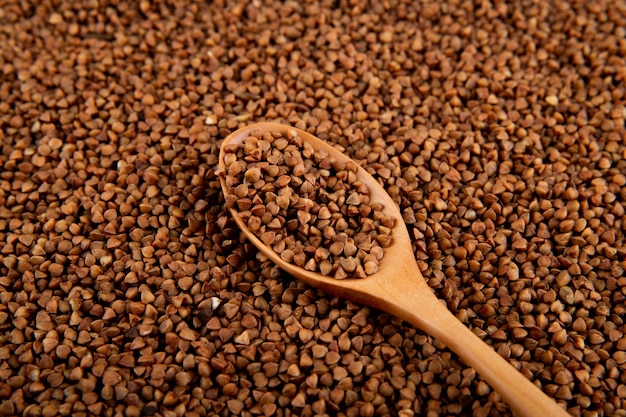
<box><xmin>219</xmin><ymin>122</ymin><xmax>571</xmax><ymax>417</ymax></box>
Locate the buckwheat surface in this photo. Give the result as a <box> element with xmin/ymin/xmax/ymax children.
<box><xmin>0</xmin><ymin>1</ymin><xmax>625</xmax><ymax>417</ymax></box>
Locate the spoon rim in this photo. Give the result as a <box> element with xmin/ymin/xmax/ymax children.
<box><xmin>218</xmin><ymin>122</ymin><xmax>415</xmax><ymax>292</ymax></box>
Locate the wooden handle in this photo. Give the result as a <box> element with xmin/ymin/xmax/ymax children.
<box><xmin>377</xmin><ymin>274</ymin><xmax>571</xmax><ymax>417</ymax></box>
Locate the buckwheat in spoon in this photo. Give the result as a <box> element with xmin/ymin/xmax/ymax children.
<box><xmin>218</xmin><ymin>123</ymin><xmax>572</xmax><ymax>417</ymax></box>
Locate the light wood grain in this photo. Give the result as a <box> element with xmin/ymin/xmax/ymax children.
<box><xmin>219</xmin><ymin>122</ymin><xmax>571</xmax><ymax>417</ymax></box>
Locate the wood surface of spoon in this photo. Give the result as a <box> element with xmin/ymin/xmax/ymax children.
<box><xmin>218</xmin><ymin>122</ymin><xmax>572</xmax><ymax>417</ymax></box>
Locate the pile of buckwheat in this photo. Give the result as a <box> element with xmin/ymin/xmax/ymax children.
<box><xmin>0</xmin><ymin>1</ymin><xmax>624</xmax><ymax>417</ymax></box>
<box><xmin>220</xmin><ymin>129</ymin><xmax>395</xmax><ymax>279</ymax></box>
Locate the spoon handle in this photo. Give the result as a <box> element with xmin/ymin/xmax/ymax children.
<box><xmin>378</xmin><ymin>276</ymin><xmax>571</xmax><ymax>417</ymax></box>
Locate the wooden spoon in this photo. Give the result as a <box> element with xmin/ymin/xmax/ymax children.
<box><xmin>218</xmin><ymin>122</ymin><xmax>571</xmax><ymax>417</ymax></box>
